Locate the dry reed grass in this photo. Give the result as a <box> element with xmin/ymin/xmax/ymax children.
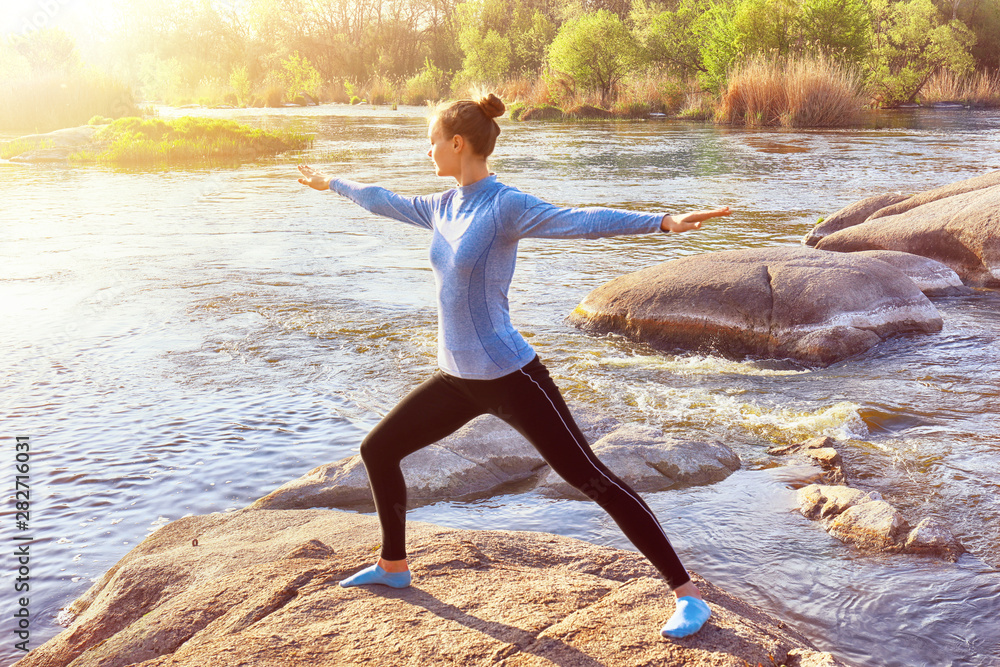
<box><xmin>920</xmin><ymin>69</ymin><xmax>1000</xmax><ymax>107</ymax></box>
<box><xmin>718</xmin><ymin>56</ymin><xmax>863</xmax><ymax>127</ymax></box>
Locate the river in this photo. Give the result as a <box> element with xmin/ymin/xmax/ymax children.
<box><xmin>2</xmin><ymin>105</ymin><xmax>999</xmax><ymax>667</ymax></box>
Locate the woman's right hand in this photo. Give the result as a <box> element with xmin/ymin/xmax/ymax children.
<box><xmin>297</xmin><ymin>164</ymin><xmax>332</xmax><ymax>190</ymax></box>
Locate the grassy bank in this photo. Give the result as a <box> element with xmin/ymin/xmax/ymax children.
<box><xmin>70</xmin><ymin>117</ymin><xmax>312</xmax><ymax>165</ymax></box>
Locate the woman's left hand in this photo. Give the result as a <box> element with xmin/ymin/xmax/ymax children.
<box><xmin>660</xmin><ymin>206</ymin><xmax>731</xmax><ymax>233</ymax></box>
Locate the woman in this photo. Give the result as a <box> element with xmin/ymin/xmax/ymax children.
<box><xmin>296</xmin><ymin>92</ymin><xmax>730</xmax><ymax>639</ymax></box>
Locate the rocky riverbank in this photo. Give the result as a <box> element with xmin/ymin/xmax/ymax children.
<box><xmin>14</xmin><ymin>508</ymin><xmax>842</xmax><ymax>667</ymax></box>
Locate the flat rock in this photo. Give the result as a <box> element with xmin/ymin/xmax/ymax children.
<box><xmin>803</xmin><ymin>192</ymin><xmax>911</xmax><ymax>246</ymax></box>
<box><xmin>827</xmin><ymin>500</ymin><xmax>910</xmax><ymax>551</ymax></box>
<box><xmin>853</xmin><ymin>250</ymin><xmax>971</xmax><ymax>296</ymax></box>
<box><xmin>797</xmin><ymin>484</ymin><xmax>882</xmax><ymax>521</ymax></box>
<box><xmin>568</xmin><ymin>246</ymin><xmax>942</xmax><ymax>367</ymax></box>
<box><xmin>536</xmin><ymin>424</ymin><xmax>741</xmax><ymax>499</ymax></box>
<box><xmin>817</xmin><ymin>183</ymin><xmax>1000</xmax><ymax>287</ymax></box>
<box><xmin>15</xmin><ymin>508</ymin><xmax>844</xmax><ymax>667</ymax></box>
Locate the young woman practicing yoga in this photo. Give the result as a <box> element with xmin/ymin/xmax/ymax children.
<box><xmin>296</xmin><ymin>92</ymin><xmax>731</xmax><ymax>639</ymax></box>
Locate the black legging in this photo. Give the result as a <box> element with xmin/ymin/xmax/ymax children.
<box><xmin>359</xmin><ymin>355</ymin><xmax>692</xmax><ymax>589</ymax></box>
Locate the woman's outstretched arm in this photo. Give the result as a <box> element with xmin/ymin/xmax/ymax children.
<box><xmin>660</xmin><ymin>206</ymin><xmax>731</xmax><ymax>232</ymax></box>
<box><xmin>297</xmin><ymin>164</ymin><xmax>436</xmax><ymax>231</ymax></box>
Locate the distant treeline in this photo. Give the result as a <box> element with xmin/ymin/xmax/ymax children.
<box><xmin>2</xmin><ymin>0</ymin><xmax>999</xmax><ymax>130</ymax></box>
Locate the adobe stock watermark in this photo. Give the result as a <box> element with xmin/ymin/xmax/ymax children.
<box><xmin>9</xmin><ymin>0</ymin><xmax>77</xmax><ymax>39</ymax></box>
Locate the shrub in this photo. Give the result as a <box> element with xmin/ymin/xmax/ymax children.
<box><xmin>718</xmin><ymin>55</ymin><xmax>864</xmax><ymax>127</ymax></box>
<box><xmin>403</xmin><ymin>59</ymin><xmax>447</xmax><ymax>105</ymax></box>
<box><xmin>919</xmin><ymin>69</ymin><xmax>1000</xmax><ymax>107</ymax></box>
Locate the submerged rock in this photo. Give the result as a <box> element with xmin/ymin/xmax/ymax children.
<box><xmin>803</xmin><ymin>192</ymin><xmax>911</xmax><ymax>246</ymax></box>
<box><xmin>770</xmin><ymin>436</ymin><xmax>848</xmax><ymax>485</ymax></box>
<box><xmin>796</xmin><ymin>484</ymin><xmax>964</xmax><ymax>560</ymax></box>
<box><xmin>17</xmin><ymin>508</ymin><xmax>845</xmax><ymax>667</ymax></box>
<box><xmin>536</xmin><ymin>424</ymin><xmax>741</xmax><ymax>499</ymax></box>
<box><xmin>817</xmin><ymin>181</ymin><xmax>1000</xmax><ymax>287</ymax></box>
<box><xmin>568</xmin><ymin>246</ymin><xmax>942</xmax><ymax>367</ymax></box>
<box><xmin>904</xmin><ymin>518</ymin><xmax>966</xmax><ymax>561</ymax></box>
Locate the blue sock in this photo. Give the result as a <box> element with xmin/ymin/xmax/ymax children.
<box><xmin>339</xmin><ymin>563</ymin><xmax>411</xmax><ymax>589</ymax></box>
<box><xmin>661</xmin><ymin>596</ymin><xmax>711</xmax><ymax>639</ymax></box>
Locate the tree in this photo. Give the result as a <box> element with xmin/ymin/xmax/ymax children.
<box><xmin>867</xmin><ymin>0</ymin><xmax>977</xmax><ymax>105</ymax></box>
<box><xmin>631</xmin><ymin>0</ymin><xmax>713</xmax><ymax>77</ymax></box>
<box><xmin>547</xmin><ymin>9</ymin><xmax>641</xmax><ymax>103</ymax></box>
<box><xmin>456</xmin><ymin>0</ymin><xmax>556</xmax><ymax>80</ymax></box>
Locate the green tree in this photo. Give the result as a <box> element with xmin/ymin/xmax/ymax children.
<box><xmin>631</xmin><ymin>0</ymin><xmax>713</xmax><ymax>77</ymax></box>
<box><xmin>548</xmin><ymin>9</ymin><xmax>641</xmax><ymax>103</ymax></box>
<box><xmin>456</xmin><ymin>0</ymin><xmax>556</xmax><ymax>80</ymax></box>
<box><xmin>798</xmin><ymin>0</ymin><xmax>872</xmax><ymax>62</ymax></box>
<box><xmin>867</xmin><ymin>0</ymin><xmax>977</xmax><ymax>105</ymax></box>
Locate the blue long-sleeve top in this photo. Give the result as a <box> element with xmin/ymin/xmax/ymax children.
<box><xmin>329</xmin><ymin>174</ymin><xmax>665</xmax><ymax>380</ymax></box>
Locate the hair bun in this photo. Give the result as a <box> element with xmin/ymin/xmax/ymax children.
<box><xmin>477</xmin><ymin>93</ymin><xmax>505</xmax><ymax>119</ymax></box>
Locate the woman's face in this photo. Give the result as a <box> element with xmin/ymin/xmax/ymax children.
<box><xmin>428</xmin><ymin>120</ymin><xmax>461</xmax><ymax>179</ymax></box>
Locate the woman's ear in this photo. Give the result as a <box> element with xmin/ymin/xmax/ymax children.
<box><xmin>452</xmin><ymin>134</ymin><xmax>465</xmax><ymax>153</ymax></box>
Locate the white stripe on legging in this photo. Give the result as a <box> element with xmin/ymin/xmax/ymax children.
<box><xmin>518</xmin><ymin>367</ymin><xmax>675</xmax><ymax>547</ymax></box>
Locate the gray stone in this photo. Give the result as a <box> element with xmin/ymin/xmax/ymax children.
<box><xmin>904</xmin><ymin>518</ymin><xmax>965</xmax><ymax>562</ymax></box>
<box><xmin>569</xmin><ymin>246</ymin><xmax>942</xmax><ymax>367</ymax></box>
<box><xmin>251</xmin><ymin>407</ymin><xmax>625</xmax><ymax>511</ymax></box>
<box><xmin>536</xmin><ymin>424</ymin><xmax>741</xmax><ymax>499</ymax></box>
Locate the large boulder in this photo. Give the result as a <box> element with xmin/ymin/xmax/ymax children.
<box><xmin>252</xmin><ymin>413</ymin><xmax>738</xmax><ymax>511</ymax></box>
<box><xmin>816</xmin><ymin>183</ymin><xmax>1000</xmax><ymax>287</ymax></box>
<box><xmin>568</xmin><ymin>246</ymin><xmax>943</xmax><ymax>367</ymax></box>
<box><xmin>866</xmin><ymin>170</ymin><xmax>1000</xmax><ymax>221</ymax></box>
<box><xmin>803</xmin><ymin>192</ymin><xmax>911</xmax><ymax>246</ymax></box>
<box><xmin>15</xmin><ymin>509</ymin><xmax>844</xmax><ymax>667</ymax></box>
<box><xmin>536</xmin><ymin>424</ymin><xmax>741</xmax><ymax>499</ymax></box>
<box><xmin>797</xmin><ymin>484</ymin><xmax>964</xmax><ymax>560</ymax></box>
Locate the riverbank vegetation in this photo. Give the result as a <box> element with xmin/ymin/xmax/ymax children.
<box><xmin>69</xmin><ymin>117</ymin><xmax>311</xmax><ymax>165</ymax></box>
<box><xmin>2</xmin><ymin>0</ymin><xmax>998</xmax><ymax>133</ymax></box>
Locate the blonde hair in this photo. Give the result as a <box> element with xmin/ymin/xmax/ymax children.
<box><xmin>430</xmin><ymin>91</ymin><xmax>506</xmax><ymax>158</ymax></box>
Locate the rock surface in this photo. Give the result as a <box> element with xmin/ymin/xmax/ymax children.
<box><xmin>797</xmin><ymin>484</ymin><xmax>964</xmax><ymax>560</ymax></box>
<box><xmin>15</xmin><ymin>509</ymin><xmax>844</xmax><ymax>667</ymax></box>
<box><xmin>769</xmin><ymin>436</ymin><xmax>848</xmax><ymax>485</ymax></box>
<box><xmin>4</xmin><ymin>125</ymin><xmax>105</xmax><ymax>162</ymax></box>
<box><xmin>568</xmin><ymin>246</ymin><xmax>943</xmax><ymax>367</ymax></box>
<box><xmin>827</xmin><ymin>500</ymin><xmax>910</xmax><ymax>551</ymax></box>
<box><xmin>252</xmin><ymin>412</ymin><xmax>739</xmax><ymax>511</ymax></box>
<box><xmin>866</xmin><ymin>170</ymin><xmax>1000</xmax><ymax>221</ymax></box>
<box><xmin>852</xmin><ymin>250</ymin><xmax>970</xmax><ymax>296</ymax></box>
<box><xmin>536</xmin><ymin>424</ymin><xmax>741</xmax><ymax>499</ymax></box>
<box><xmin>816</xmin><ymin>182</ymin><xmax>1000</xmax><ymax>287</ymax></box>
<box><xmin>803</xmin><ymin>192</ymin><xmax>911</xmax><ymax>246</ymax></box>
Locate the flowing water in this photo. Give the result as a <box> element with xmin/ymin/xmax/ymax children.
<box><xmin>2</xmin><ymin>105</ymin><xmax>999</xmax><ymax>667</ymax></box>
